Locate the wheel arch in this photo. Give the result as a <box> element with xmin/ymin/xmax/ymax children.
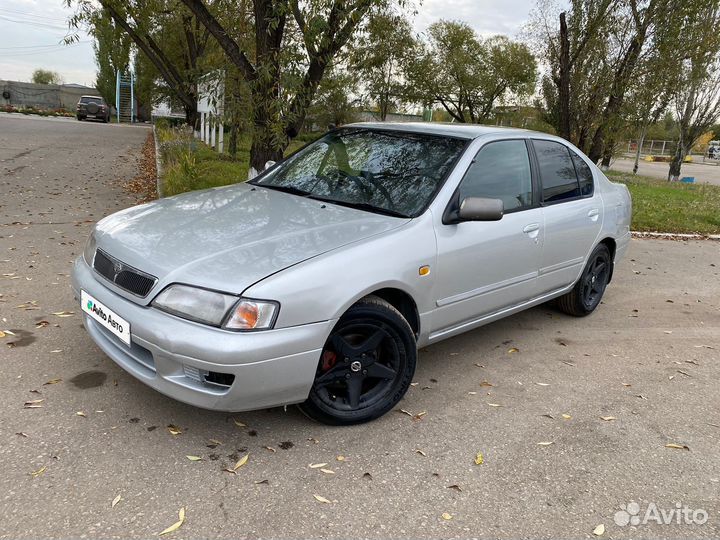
<box><xmin>598</xmin><ymin>237</ymin><xmax>617</xmax><ymax>283</ymax></box>
<box><xmin>363</xmin><ymin>287</ymin><xmax>420</xmax><ymax>338</ymax></box>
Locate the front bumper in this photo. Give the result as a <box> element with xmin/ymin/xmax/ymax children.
<box><xmin>71</xmin><ymin>257</ymin><xmax>333</xmax><ymax>412</ymax></box>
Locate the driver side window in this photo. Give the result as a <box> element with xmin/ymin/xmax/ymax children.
<box><xmin>457</xmin><ymin>140</ymin><xmax>533</xmax><ymax>213</ymax></box>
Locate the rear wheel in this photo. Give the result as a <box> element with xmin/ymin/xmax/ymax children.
<box><xmin>299</xmin><ymin>296</ymin><xmax>416</xmax><ymax>425</ymax></box>
<box><xmin>557</xmin><ymin>244</ymin><xmax>612</xmax><ymax>316</ymax></box>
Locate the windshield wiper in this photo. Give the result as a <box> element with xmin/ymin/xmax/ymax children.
<box><xmin>254</xmin><ymin>184</ymin><xmax>310</xmax><ymax>197</ymax></box>
<box><xmin>310</xmin><ymin>196</ymin><xmax>409</xmax><ymax>218</ymax></box>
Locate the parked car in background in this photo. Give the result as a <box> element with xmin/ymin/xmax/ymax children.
<box><xmin>708</xmin><ymin>141</ymin><xmax>719</xmax><ymax>160</ymax></box>
<box><xmin>76</xmin><ymin>95</ymin><xmax>110</xmax><ymax>122</ymax></box>
<box><xmin>72</xmin><ymin>123</ymin><xmax>632</xmax><ymax>425</ymax></box>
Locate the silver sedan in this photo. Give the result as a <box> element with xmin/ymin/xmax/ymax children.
<box><xmin>71</xmin><ymin>123</ymin><xmax>632</xmax><ymax>425</ymax></box>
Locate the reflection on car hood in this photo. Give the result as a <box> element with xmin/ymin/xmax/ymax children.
<box><xmin>94</xmin><ymin>183</ymin><xmax>407</xmax><ymax>296</ymax></box>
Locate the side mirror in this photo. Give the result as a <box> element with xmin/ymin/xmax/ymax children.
<box><xmin>264</xmin><ymin>160</ymin><xmax>276</xmax><ymax>170</ymax></box>
<box><xmin>457</xmin><ymin>197</ymin><xmax>504</xmax><ymax>222</ymax></box>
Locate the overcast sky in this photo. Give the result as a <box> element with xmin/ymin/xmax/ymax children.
<box><xmin>0</xmin><ymin>0</ymin><xmax>535</xmax><ymax>87</ymax></box>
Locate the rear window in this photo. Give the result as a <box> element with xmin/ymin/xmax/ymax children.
<box><xmin>533</xmin><ymin>140</ymin><xmax>580</xmax><ymax>203</ymax></box>
<box><xmin>570</xmin><ymin>150</ymin><xmax>594</xmax><ymax>196</ymax></box>
<box><xmin>80</xmin><ymin>97</ymin><xmax>103</xmax><ymax>104</ymax></box>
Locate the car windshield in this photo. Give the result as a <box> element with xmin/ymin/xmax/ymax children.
<box><xmin>252</xmin><ymin>129</ymin><xmax>467</xmax><ymax>217</ymax></box>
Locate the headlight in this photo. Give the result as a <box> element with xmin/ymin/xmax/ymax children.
<box><xmin>152</xmin><ymin>285</ymin><xmax>278</xmax><ymax>330</ymax></box>
<box><xmin>83</xmin><ymin>231</ymin><xmax>96</xmax><ymax>266</ymax></box>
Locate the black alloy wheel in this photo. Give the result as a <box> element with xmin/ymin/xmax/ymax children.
<box><xmin>557</xmin><ymin>243</ymin><xmax>612</xmax><ymax>316</ymax></box>
<box><xmin>299</xmin><ymin>296</ymin><xmax>416</xmax><ymax>425</ymax></box>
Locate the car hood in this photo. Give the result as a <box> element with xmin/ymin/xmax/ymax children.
<box><xmin>94</xmin><ymin>183</ymin><xmax>407</xmax><ymax>299</ymax></box>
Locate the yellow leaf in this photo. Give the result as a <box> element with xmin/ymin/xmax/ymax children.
<box><xmin>232</xmin><ymin>454</ymin><xmax>249</xmax><ymax>471</ymax></box>
<box><xmin>399</xmin><ymin>409</ymin><xmax>413</xmax><ymax>417</ymax></box>
<box><xmin>537</xmin><ymin>441</ymin><xmax>554</xmax><ymax>446</ymax></box>
<box><xmin>208</xmin><ymin>439</ymin><xmax>222</xmax><ymax>446</ymax></box>
<box><xmin>487</xmin><ymin>403</ymin><xmax>502</xmax><ymax>407</ymax></box>
<box><xmin>507</xmin><ymin>347</ymin><xmax>519</xmax><ymax>354</ymax></box>
<box><xmin>158</xmin><ymin>507</ymin><xmax>185</xmax><ymax>536</ymax></box>
<box><xmin>336</xmin><ymin>455</ymin><xmax>346</xmax><ymax>461</ymax></box>
<box><xmin>233</xmin><ymin>418</ymin><xmax>246</xmax><ymax>427</ymax></box>
<box><xmin>30</xmin><ymin>465</ymin><xmax>46</xmax><ymax>478</ymax></box>
<box><xmin>474</xmin><ymin>452</ymin><xmax>484</xmax><ymax>465</ymax></box>
<box><xmin>479</xmin><ymin>380</ymin><xmax>494</xmax><ymax>387</ymax></box>
<box><xmin>111</xmin><ymin>494</ymin><xmax>122</xmax><ymax>508</ymax></box>
<box><xmin>665</xmin><ymin>443</ymin><xmax>690</xmax><ymax>450</ymax></box>
<box><xmin>320</xmin><ymin>468</ymin><xmax>335</xmax><ymax>474</ymax></box>
<box><xmin>313</xmin><ymin>494</ymin><xmax>331</xmax><ymax>504</ymax></box>
<box><xmin>600</xmin><ymin>416</ymin><xmax>616</xmax><ymax>421</ymax></box>
<box><xmin>167</xmin><ymin>425</ymin><xmax>182</xmax><ymax>435</ymax></box>
<box><xmin>76</xmin><ymin>411</ymin><xmax>86</xmax><ymax>417</ymax></box>
<box><xmin>43</xmin><ymin>378</ymin><xmax>62</xmax><ymax>385</ymax></box>
<box><xmin>0</xmin><ymin>331</ymin><xmax>5</xmax><ymax>338</ymax></box>
<box><xmin>593</xmin><ymin>524</ymin><xmax>605</xmax><ymax>536</ymax></box>
<box><xmin>186</xmin><ymin>455</ymin><xmax>202</xmax><ymax>461</ymax></box>
<box><xmin>562</xmin><ymin>414</ymin><xmax>572</xmax><ymax>420</ymax></box>
<box><xmin>441</xmin><ymin>512</ymin><xmax>453</xmax><ymax>520</ymax></box>
<box><xmin>309</xmin><ymin>463</ymin><xmax>328</xmax><ymax>468</ymax></box>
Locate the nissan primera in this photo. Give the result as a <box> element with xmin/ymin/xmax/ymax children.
<box><xmin>72</xmin><ymin>123</ymin><xmax>632</xmax><ymax>425</ymax></box>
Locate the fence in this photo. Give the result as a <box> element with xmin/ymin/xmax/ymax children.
<box><xmin>1</xmin><ymin>80</ymin><xmax>99</xmax><ymax>110</ymax></box>
<box><xmin>625</xmin><ymin>139</ymin><xmax>677</xmax><ymax>157</ymax></box>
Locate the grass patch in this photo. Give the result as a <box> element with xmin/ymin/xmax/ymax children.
<box><xmin>606</xmin><ymin>170</ymin><xmax>720</xmax><ymax>234</ymax></box>
<box><xmin>157</xmin><ymin>125</ymin><xmax>313</xmax><ymax>196</ymax></box>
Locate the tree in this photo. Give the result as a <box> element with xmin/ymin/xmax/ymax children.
<box><xmin>179</xmin><ymin>0</ymin><xmax>398</xmax><ymax>174</ymax></box>
<box><xmin>351</xmin><ymin>12</ymin><xmax>416</xmax><ymax>121</ymax></box>
<box><xmin>31</xmin><ymin>69</ymin><xmax>63</xmax><ymax>85</ymax></box>
<box><xmin>667</xmin><ymin>0</ymin><xmax>720</xmax><ymax>180</ymax></box>
<box><xmin>67</xmin><ymin>0</ymin><xmax>211</xmax><ymax>127</ymax></box>
<box><xmin>92</xmin><ymin>9</ymin><xmax>132</xmax><ymax>105</ymax></box>
<box><xmin>407</xmin><ymin>21</ymin><xmax>536</xmax><ymax>123</ymax></box>
<box><xmin>308</xmin><ymin>64</ymin><xmax>359</xmax><ymax>128</ymax></box>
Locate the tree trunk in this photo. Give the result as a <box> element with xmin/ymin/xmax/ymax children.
<box><xmin>228</xmin><ymin>122</ymin><xmax>238</xmax><ymax>159</ymax></box>
<box><xmin>600</xmin><ymin>138</ymin><xmax>615</xmax><ymax>169</ymax></box>
<box><xmin>557</xmin><ymin>12</ymin><xmax>571</xmax><ymax>141</ymax></box>
<box><xmin>633</xmin><ymin>124</ymin><xmax>648</xmax><ymax>174</ymax></box>
<box><xmin>184</xmin><ymin>102</ymin><xmax>199</xmax><ymax>131</ymax></box>
<box><xmin>668</xmin><ymin>144</ymin><xmax>686</xmax><ymax>181</ymax></box>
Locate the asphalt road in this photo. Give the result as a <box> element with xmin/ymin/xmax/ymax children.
<box><xmin>2</xmin><ymin>113</ymin><xmax>720</xmax><ymax>539</ymax></box>
<box><xmin>609</xmin><ymin>156</ymin><xmax>720</xmax><ymax>186</ymax></box>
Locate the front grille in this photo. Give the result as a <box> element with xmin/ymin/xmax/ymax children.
<box><xmin>93</xmin><ymin>249</ymin><xmax>157</xmax><ymax>297</ymax></box>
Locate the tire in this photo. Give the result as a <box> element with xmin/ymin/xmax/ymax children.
<box><xmin>557</xmin><ymin>243</ymin><xmax>612</xmax><ymax>316</ymax></box>
<box><xmin>77</xmin><ymin>115</ymin><xmax>83</xmax><ymax>121</ymax></box>
<box><xmin>299</xmin><ymin>295</ymin><xmax>417</xmax><ymax>425</ymax></box>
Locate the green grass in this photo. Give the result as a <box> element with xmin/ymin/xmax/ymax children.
<box><xmin>157</xmin><ymin>126</ymin><xmax>310</xmax><ymax>197</ymax></box>
<box><xmin>606</xmin><ymin>170</ymin><xmax>720</xmax><ymax>234</ymax></box>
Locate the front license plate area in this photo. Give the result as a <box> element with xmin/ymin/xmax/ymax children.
<box><xmin>81</xmin><ymin>290</ymin><xmax>131</xmax><ymax>346</ymax></box>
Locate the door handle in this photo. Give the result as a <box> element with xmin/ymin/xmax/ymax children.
<box><xmin>588</xmin><ymin>208</ymin><xmax>600</xmax><ymax>221</ymax></box>
<box><xmin>523</xmin><ymin>223</ymin><xmax>540</xmax><ymax>233</ymax></box>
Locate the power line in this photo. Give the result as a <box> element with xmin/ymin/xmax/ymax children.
<box><xmin>0</xmin><ymin>7</ymin><xmax>69</xmax><ymax>24</ymax></box>
<box><xmin>0</xmin><ymin>41</ymin><xmax>91</xmax><ymax>50</ymax></box>
<box><xmin>0</xmin><ymin>14</ymin><xmax>69</xmax><ymax>31</ymax></box>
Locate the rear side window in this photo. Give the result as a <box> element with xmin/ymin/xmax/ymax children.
<box><xmin>570</xmin><ymin>150</ymin><xmax>594</xmax><ymax>196</ymax></box>
<box><xmin>533</xmin><ymin>140</ymin><xmax>580</xmax><ymax>203</ymax></box>
<box><xmin>457</xmin><ymin>140</ymin><xmax>533</xmax><ymax>212</ymax></box>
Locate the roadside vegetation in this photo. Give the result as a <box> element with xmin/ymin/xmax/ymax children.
<box><xmin>1</xmin><ymin>105</ymin><xmax>74</xmax><ymax>118</ymax></box>
<box><xmin>156</xmin><ymin>124</ymin><xmax>313</xmax><ymax>196</ymax></box>
<box><xmin>606</xmin><ymin>170</ymin><xmax>720</xmax><ymax>234</ymax></box>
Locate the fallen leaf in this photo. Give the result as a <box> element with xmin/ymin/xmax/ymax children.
<box><xmin>186</xmin><ymin>455</ymin><xmax>202</xmax><ymax>461</ymax></box>
<box><xmin>562</xmin><ymin>414</ymin><xmax>572</xmax><ymax>420</ymax></box>
<box><xmin>233</xmin><ymin>419</ymin><xmax>246</xmax><ymax>427</ymax></box>
<box><xmin>320</xmin><ymin>468</ymin><xmax>335</xmax><ymax>474</ymax></box>
<box><xmin>665</xmin><ymin>443</ymin><xmax>690</xmax><ymax>450</ymax></box>
<box><xmin>43</xmin><ymin>378</ymin><xmax>62</xmax><ymax>385</ymax></box>
<box><xmin>336</xmin><ymin>455</ymin><xmax>346</xmax><ymax>461</ymax></box>
<box><xmin>537</xmin><ymin>441</ymin><xmax>554</xmax><ymax>446</ymax></box>
<box><xmin>468</xmin><ymin>391</ymin><xmax>477</xmax><ymax>395</ymax></box>
<box><xmin>441</xmin><ymin>512</ymin><xmax>453</xmax><ymax>520</ymax></box>
<box><xmin>264</xmin><ymin>446</ymin><xmax>276</xmax><ymax>453</ymax></box>
<box><xmin>479</xmin><ymin>380</ymin><xmax>494</xmax><ymax>387</ymax></box>
<box><xmin>474</xmin><ymin>452</ymin><xmax>484</xmax><ymax>465</ymax></box>
<box><xmin>0</xmin><ymin>331</ymin><xmax>5</xmax><ymax>338</ymax></box>
<box><xmin>414</xmin><ymin>411</ymin><xmax>427</xmax><ymax>419</ymax></box>
<box><xmin>622</xmin><ymin>382</ymin><xmax>632</xmax><ymax>387</ymax></box>
<box><xmin>52</xmin><ymin>311</ymin><xmax>75</xmax><ymax>318</ymax></box>
<box><xmin>663</xmin><ymin>330</ymin><xmax>672</xmax><ymax>334</ymax></box>
<box><xmin>111</xmin><ymin>494</ymin><xmax>122</xmax><ymax>508</ymax></box>
<box><xmin>76</xmin><ymin>411</ymin><xmax>86</xmax><ymax>417</ymax></box>
<box><xmin>167</xmin><ymin>425</ymin><xmax>182</xmax><ymax>435</ymax></box>
<box><xmin>313</xmin><ymin>494</ymin><xmax>331</xmax><ymax>504</ymax></box>
<box><xmin>487</xmin><ymin>403</ymin><xmax>502</xmax><ymax>407</ymax></box>
<box><xmin>30</xmin><ymin>465</ymin><xmax>46</xmax><ymax>478</ymax></box>
<box><xmin>507</xmin><ymin>347</ymin><xmax>519</xmax><ymax>354</ymax></box>
<box><xmin>231</xmin><ymin>454</ymin><xmax>249</xmax><ymax>471</ymax></box>
<box><xmin>600</xmin><ymin>416</ymin><xmax>616</xmax><ymax>421</ymax></box>
<box><xmin>541</xmin><ymin>413</ymin><xmax>555</xmax><ymax>420</ymax></box>
<box><xmin>415</xmin><ymin>449</ymin><xmax>427</xmax><ymax>457</ymax></box>
<box><xmin>309</xmin><ymin>463</ymin><xmax>328</xmax><ymax>468</ymax></box>
<box><xmin>24</xmin><ymin>399</ymin><xmax>44</xmax><ymax>408</ymax></box>
<box><xmin>399</xmin><ymin>409</ymin><xmax>413</xmax><ymax>417</ymax></box>
<box><xmin>16</xmin><ymin>432</ymin><xmax>28</xmax><ymax>437</ymax></box>
<box><xmin>208</xmin><ymin>438</ymin><xmax>222</xmax><ymax>446</ymax></box>
<box><xmin>158</xmin><ymin>507</ymin><xmax>185</xmax><ymax>536</ymax></box>
<box><xmin>447</xmin><ymin>484</ymin><xmax>462</xmax><ymax>492</ymax></box>
<box><xmin>363</xmin><ymin>472</ymin><xmax>372</xmax><ymax>479</ymax></box>
<box><xmin>636</xmin><ymin>394</ymin><xmax>648</xmax><ymax>400</ymax></box>
<box><xmin>254</xmin><ymin>479</ymin><xmax>269</xmax><ymax>485</ymax></box>
<box><xmin>593</xmin><ymin>524</ymin><xmax>605</xmax><ymax>536</ymax></box>
<box><xmin>536</xmin><ymin>382</ymin><xmax>550</xmax><ymax>386</ymax></box>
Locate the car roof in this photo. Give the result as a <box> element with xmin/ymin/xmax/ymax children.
<box><xmin>344</xmin><ymin>122</ymin><xmax>530</xmax><ymax>140</ymax></box>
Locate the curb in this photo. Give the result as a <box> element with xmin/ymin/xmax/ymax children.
<box><xmin>153</xmin><ymin>124</ymin><xmax>164</xmax><ymax>198</ymax></box>
<box><xmin>631</xmin><ymin>231</ymin><xmax>720</xmax><ymax>241</ymax></box>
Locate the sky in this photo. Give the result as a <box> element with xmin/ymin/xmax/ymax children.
<box><xmin>0</xmin><ymin>0</ymin><xmax>535</xmax><ymax>87</ymax></box>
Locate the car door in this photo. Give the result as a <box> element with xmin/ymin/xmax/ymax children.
<box><xmin>531</xmin><ymin>139</ymin><xmax>602</xmax><ymax>294</ymax></box>
<box><xmin>432</xmin><ymin>139</ymin><xmax>543</xmax><ymax>332</ymax></box>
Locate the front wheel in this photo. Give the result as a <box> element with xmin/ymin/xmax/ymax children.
<box><xmin>299</xmin><ymin>296</ymin><xmax>416</xmax><ymax>425</ymax></box>
<box><xmin>557</xmin><ymin>243</ymin><xmax>612</xmax><ymax>316</ymax></box>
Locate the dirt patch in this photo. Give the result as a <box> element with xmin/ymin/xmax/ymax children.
<box><xmin>124</xmin><ymin>132</ymin><xmax>158</xmax><ymax>204</ymax></box>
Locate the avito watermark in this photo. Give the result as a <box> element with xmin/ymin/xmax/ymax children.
<box><xmin>614</xmin><ymin>501</ymin><xmax>708</xmax><ymax>527</ymax></box>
